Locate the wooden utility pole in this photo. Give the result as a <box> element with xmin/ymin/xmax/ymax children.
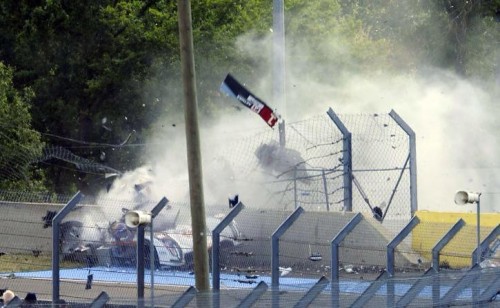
<box><xmin>177</xmin><ymin>0</ymin><xmax>210</xmax><ymax>291</ymax></box>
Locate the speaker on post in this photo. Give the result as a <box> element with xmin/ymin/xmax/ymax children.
<box><xmin>454</xmin><ymin>191</ymin><xmax>480</xmax><ymax>205</ymax></box>
<box><xmin>124</xmin><ymin>210</ymin><xmax>152</xmax><ymax>228</ymax></box>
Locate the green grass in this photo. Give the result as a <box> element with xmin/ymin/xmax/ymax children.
<box><xmin>0</xmin><ymin>253</ymin><xmax>79</xmax><ymax>273</ymax></box>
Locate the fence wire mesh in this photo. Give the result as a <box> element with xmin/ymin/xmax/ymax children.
<box><xmin>1</xmin><ymin>112</ymin><xmax>498</xmax><ymax>306</ymax></box>
<box><xmin>1</xmin><ymin>193</ymin><xmax>499</xmax><ymax>306</ymax></box>
<box><xmin>210</xmin><ymin>113</ymin><xmax>412</xmax><ymax>223</ymax></box>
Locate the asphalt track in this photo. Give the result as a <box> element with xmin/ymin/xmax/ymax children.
<box><xmin>2</xmin><ymin>267</ymin><xmax>478</xmax><ymax>302</ymax></box>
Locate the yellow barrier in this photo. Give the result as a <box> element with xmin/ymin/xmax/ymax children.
<box><xmin>412</xmin><ymin>211</ymin><xmax>500</xmax><ymax>268</ymax></box>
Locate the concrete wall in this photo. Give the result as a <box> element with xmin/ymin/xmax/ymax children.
<box><xmin>0</xmin><ymin>200</ymin><xmax>421</xmax><ymax>273</ymax></box>
<box><xmin>222</xmin><ymin>209</ymin><xmax>420</xmax><ymax>272</ymax></box>
<box><xmin>0</xmin><ymin>201</ymin><xmax>63</xmax><ymax>254</ymax></box>
<box><xmin>412</xmin><ymin>210</ymin><xmax>500</xmax><ymax>268</ymax></box>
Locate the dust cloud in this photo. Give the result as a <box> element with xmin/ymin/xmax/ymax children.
<box><xmin>98</xmin><ymin>4</ymin><xmax>499</xmax><ymax>214</ymax></box>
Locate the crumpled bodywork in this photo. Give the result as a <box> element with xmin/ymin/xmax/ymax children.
<box><xmin>60</xmin><ymin>214</ymin><xmax>242</xmax><ymax>269</ymax></box>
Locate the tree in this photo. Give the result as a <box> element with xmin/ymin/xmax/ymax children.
<box><xmin>285</xmin><ymin>0</ymin><xmax>393</xmax><ymax>79</ymax></box>
<box><xmin>339</xmin><ymin>0</ymin><xmax>499</xmax><ymax>78</ymax></box>
<box><xmin>0</xmin><ymin>1</ymin><xmax>181</xmax><ymax>193</ymax></box>
<box><xmin>0</xmin><ymin>0</ymin><xmax>273</xmax><ymax>194</ymax></box>
<box><xmin>0</xmin><ymin>62</ymin><xmax>45</xmax><ymax>190</ymax></box>
<box><xmin>1</xmin><ymin>0</ymin><xmax>494</xmax><ymax>194</ymax></box>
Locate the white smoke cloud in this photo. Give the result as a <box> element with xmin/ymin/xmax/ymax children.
<box><xmin>294</xmin><ymin>70</ymin><xmax>498</xmax><ymax>212</ymax></box>
<box><xmin>96</xmin><ymin>6</ymin><xmax>499</xmax><ymax>215</ymax></box>
<box><xmin>99</xmin><ymin>63</ymin><xmax>498</xmax><ymax>215</ymax></box>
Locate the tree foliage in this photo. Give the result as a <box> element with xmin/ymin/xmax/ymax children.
<box><xmin>339</xmin><ymin>0</ymin><xmax>499</xmax><ymax>78</ymax></box>
<box><xmin>285</xmin><ymin>0</ymin><xmax>393</xmax><ymax>81</ymax></box>
<box><xmin>0</xmin><ymin>0</ymin><xmax>497</xmax><ymax>194</ymax></box>
<box><xmin>0</xmin><ymin>62</ymin><xmax>45</xmax><ymax>190</ymax></box>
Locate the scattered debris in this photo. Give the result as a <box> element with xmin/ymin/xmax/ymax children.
<box><xmin>279</xmin><ymin>267</ymin><xmax>292</xmax><ymax>276</ymax></box>
<box><xmin>228</xmin><ymin>194</ymin><xmax>239</xmax><ymax>208</ymax></box>
<box><xmin>42</xmin><ymin>211</ymin><xmax>57</xmax><ymax>228</ymax></box>
<box><xmin>343</xmin><ymin>264</ymin><xmax>358</xmax><ymax>274</ymax></box>
<box><xmin>236</xmin><ymin>279</ymin><xmax>257</xmax><ymax>285</ymax></box>
<box><xmin>230</xmin><ymin>251</ymin><xmax>254</xmax><ymax>257</ymax></box>
<box><xmin>85</xmin><ymin>272</ymin><xmax>93</xmax><ymax>290</ymax></box>
<box><xmin>309</xmin><ymin>252</ymin><xmax>323</xmax><ymax>262</ymax></box>
<box><xmin>32</xmin><ymin>250</ymin><xmax>41</xmax><ymax>258</ymax></box>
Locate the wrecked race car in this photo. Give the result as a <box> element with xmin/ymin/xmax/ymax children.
<box><xmin>58</xmin><ymin>211</ymin><xmax>243</xmax><ymax>269</ymax></box>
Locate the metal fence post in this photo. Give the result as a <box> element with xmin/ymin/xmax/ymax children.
<box><xmin>389</xmin><ymin>109</ymin><xmax>418</xmax><ymax>215</ymax></box>
<box><xmin>331</xmin><ymin>213</ymin><xmax>362</xmax><ymax>282</ymax></box>
<box><xmin>89</xmin><ymin>291</ymin><xmax>110</xmax><ymax>308</ymax></box>
<box><xmin>432</xmin><ymin>219</ymin><xmax>465</xmax><ymax>272</ymax></box>
<box><xmin>172</xmin><ymin>286</ymin><xmax>197</xmax><ymax>308</ymax></box>
<box><xmin>396</xmin><ymin>268</ymin><xmax>437</xmax><ymax>307</ymax></box>
<box><xmin>350</xmin><ymin>271</ymin><xmax>389</xmax><ymax>308</ymax></box>
<box><xmin>271</xmin><ymin>207</ymin><xmax>304</xmax><ymax>308</ymax></box>
<box><xmin>431</xmin><ymin>219</ymin><xmax>465</xmax><ymax>305</ymax></box>
<box><xmin>136</xmin><ymin>197</ymin><xmax>169</xmax><ymax>307</ymax></box>
<box><xmin>137</xmin><ymin>225</ymin><xmax>146</xmax><ymax>307</ymax></box>
<box><xmin>271</xmin><ymin>206</ymin><xmax>304</xmax><ymax>286</ymax></box>
<box><xmin>239</xmin><ymin>281</ymin><xmax>268</xmax><ymax>308</ymax></box>
<box><xmin>149</xmin><ymin>222</ymin><xmax>154</xmax><ymax>308</ymax></box>
<box><xmin>327</xmin><ymin>108</ymin><xmax>352</xmax><ymax>212</ymax></box>
<box><xmin>330</xmin><ymin>213</ymin><xmax>362</xmax><ymax>307</ymax></box>
<box><xmin>386</xmin><ymin>216</ymin><xmax>420</xmax><ymax>307</ymax></box>
<box><xmin>293</xmin><ymin>276</ymin><xmax>329</xmax><ymax>308</ymax></box>
<box><xmin>321</xmin><ymin>169</ymin><xmax>330</xmax><ymax>211</ymax></box>
<box><xmin>471</xmin><ymin>224</ymin><xmax>499</xmax><ymax>266</ymax></box>
<box><xmin>440</xmin><ymin>264</ymin><xmax>481</xmax><ymax>305</ymax></box>
<box><xmin>52</xmin><ymin>192</ymin><xmax>83</xmax><ymax>304</ymax></box>
<box><xmin>212</xmin><ymin>202</ymin><xmax>245</xmax><ymax>290</ymax></box>
<box><xmin>293</xmin><ymin>166</ymin><xmax>298</xmax><ymax>209</ymax></box>
<box><xmin>387</xmin><ymin>216</ymin><xmax>420</xmax><ymax>276</ymax></box>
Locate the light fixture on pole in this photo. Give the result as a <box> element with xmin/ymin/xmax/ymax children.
<box><xmin>454</xmin><ymin>191</ymin><xmax>482</xmax><ymax>265</ymax></box>
<box><xmin>124</xmin><ymin>210</ymin><xmax>152</xmax><ymax>228</ymax></box>
<box><xmin>123</xmin><ymin>197</ymin><xmax>169</xmax><ymax>308</ymax></box>
<box><xmin>124</xmin><ymin>210</ymin><xmax>152</xmax><ymax>308</ymax></box>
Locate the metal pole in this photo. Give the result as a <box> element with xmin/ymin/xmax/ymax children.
<box><xmin>330</xmin><ymin>213</ymin><xmax>362</xmax><ymax>307</ymax></box>
<box><xmin>387</xmin><ymin>216</ymin><xmax>420</xmax><ymax>276</ymax></box>
<box><xmin>279</xmin><ymin>120</ymin><xmax>286</xmax><ymax>148</ymax></box>
<box><xmin>331</xmin><ymin>213</ymin><xmax>363</xmax><ymax>282</ymax></box>
<box><xmin>271</xmin><ymin>207</ymin><xmax>304</xmax><ymax>286</ymax></box>
<box><xmin>273</xmin><ymin>0</ymin><xmax>285</xmax><ymax>118</ymax></box>
<box><xmin>137</xmin><ymin>225</ymin><xmax>145</xmax><ymax>307</ymax></box>
<box><xmin>293</xmin><ymin>166</ymin><xmax>298</xmax><ymax>209</ymax></box>
<box><xmin>177</xmin><ymin>0</ymin><xmax>209</xmax><ymax>291</ymax></box>
<box><xmin>327</xmin><ymin>108</ymin><xmax>352</xmax><ymax>211</ymax></box>
<box><xmin>476</xmin><ymin>197</ymin><xmax>481</xmax><ymax>265</ymax></box>
<box><xmin>389</xmin><ymin>110</ymin><xmax>418</xmax><ymax>215</ymax></box>
<box><xmin>150</xmin><ymin>223</ymin><xmax>154</xmax><ymax>308</ymax></box>
<box><xmin>471</xmin><ymin>224</ymin><xmax>499</xmax><ymax>266</ymax></box>
<box><xmin>89</xmin><ymin>291</ymin><xmax>110</xmax><ymax>308</ymax></box>
<box><xmin>52</xmin><ymin>192</ymin><xmax>83</xmax><ymax>305</ymax></box>
<box><xmin>212</xmin><ymin>202</ymin><xmax>245</xmax><ymax>290</ymax></box>
<box><xmin>432</xmin><ymin>219</ymin><xmax>465</xmax><ymax>272</ymax></box>
<box><xmin>321</xmin><ymin>169</ymin><xmax>330</xmax><ymax>211</ymax></box>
